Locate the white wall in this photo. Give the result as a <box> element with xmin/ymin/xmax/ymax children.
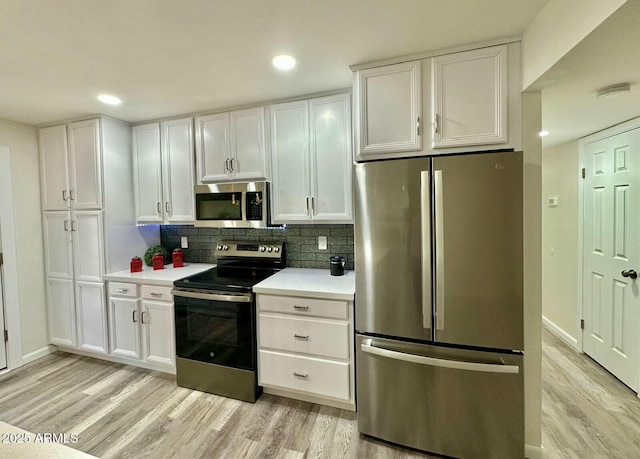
<box><xmin>522</xmin><ymin>92</ymin><xmax>543</xmax><ymax>458</ymax></box>
<box><xmin>0</xmin><ymin>118</ymin><xmax>49</xmax><ymax>359</ymax></box>
<box><xmin>522</xmin><ymin>0</ymin><xmax>626</xmax><ymax>90</ymax></box>
<box><xmin>542</xmin><ymin>140</ymin><xmax>579</xmax><ymax>345</ymax></box>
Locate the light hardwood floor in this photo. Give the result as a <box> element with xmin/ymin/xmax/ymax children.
<box><xmin>0</xmin><ymin>331</ymin><xmax>637</xmax><ymax>458</ymax></box>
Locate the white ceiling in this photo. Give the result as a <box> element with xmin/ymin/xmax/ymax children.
<box><xmin>0</xmin><ymin>0</ymin><xmax>547</xmax><ymax>126</ymax></box>
<box><xmin>535</xmin><ymin>0</ymin><xmax>639</xmax><ymax>148</ymax></box>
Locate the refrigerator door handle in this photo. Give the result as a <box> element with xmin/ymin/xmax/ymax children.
<box><xmin>361</xmin><ymin>339</ymin><xmax>519</xmax><ymax>374</ymax></box>
<box><xmin>434</xmin><ymin>169</ymin><xmax>445</xmax><ymax>331</ymax></box>
<box><xmin>420</xmin><ymin>170</ymin><xmax>432</xmax><ymax>330</ymax></box>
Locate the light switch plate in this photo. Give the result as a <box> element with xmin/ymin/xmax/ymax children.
<box><xmin>318</xmin><ymin>236</ymin><xmax>328</xmax><ymax>250</ymax></box>
<box><xmin>181</xmin><ymin>236</ymin><xmax>189</xmax><ymax>249</ymax></box>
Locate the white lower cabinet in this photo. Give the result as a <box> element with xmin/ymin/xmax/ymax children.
<box><xmin>108</xmin><ymin>282</ymin><xmax>176</xmax><ymax>372</ymax></box>
<box><xmin>75</xmin><ymin>281</ymin><xmax>108</xmax><ymax>354</ymax></box>
<box><xmin>257</xmin><ymin>293</ymin><xmax>355</xmax><ymax>410</ymax></box>
<box><xmin>46</xmin><ymin>278</ymin><xmax>76</xmax><ymax>348</ymax></box>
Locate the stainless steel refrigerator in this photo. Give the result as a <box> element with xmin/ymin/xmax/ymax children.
<box><xmin>355</xmin><ymin>151</ymin><xmax>524</xmax><ymax>458</ymax></box>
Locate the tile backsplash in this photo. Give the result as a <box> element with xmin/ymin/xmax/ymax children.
<box><xmin>160</xmin><ymin>224</ymin><xmax>354</xmax><ymax>270</ymax></box>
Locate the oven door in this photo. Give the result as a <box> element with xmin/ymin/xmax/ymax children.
<box><xmin>172</xmin><ymin>288</ymin><xmax>255</xmax><ymax>371</ymax></box>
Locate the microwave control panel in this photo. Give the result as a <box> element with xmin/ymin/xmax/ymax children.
<box><xmin>246</xmin><ymin>192</ymin><xmax>263</xmax><ymax>221</ymax></box>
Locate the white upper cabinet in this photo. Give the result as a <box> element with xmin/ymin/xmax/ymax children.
<box><xmin>67</xmin><ymin>119</ymin><xmax>103</xmax><ymax>209</ymax></box>
<box><xmin>271</xmin><ymin>100</ymin><xmax>310</xmax><ymax>222</ymax></box>
<box><xmin>39</xmin><ymin>125</ymin><xmax>70</xmax><ymax>211</ymax></box>
<box><xmin>195</xmin><ymin>113</ymin><xmax>230</xmax><ymax>183</ymax></box>
<box><xmin>271</xmin><ymin>94</ymin><xmax>352</xmax><ymax>224</ymax></box>
<box><xmin>71</xmin><ymin>211</ymin><xmax>105</xmax><ymax>283</ymax></box>
<box><xmin>40</xmin><ymin>119</ymin><xmax>102</xmax><ymax>210</ymax></box>
<box><xmin>133</xmin><ymin>119</ymin><xmax>195</xmax><ymax>224</ymax></box>
<box><xmin>161</xmin><ymin>118</ymin><xmax>195</xmax><ymax>223</ymax></box>
<box><xmin>310</xmin><ymin>94</ymin><xmax>353</xmax><ymax>222</ymax></box>
<box><xmin>196</xmin><ymin>107</ymin><xmax>268</xmax><ymax>183</ymax></box>
<box><xmin>133</xmin><ymin>123</ymin><xmax>163</xmax><ymax>223</ymax></box>
<box><xmin>230</xmin><ymin>107</ymin><xmax>267</xmax><ymax>181</ymax></box>
<box><xmin>432</xmin><ymin>45</ymin><xmax>508</xmax><ymax>148</ymax></box>
<box><xmin>355</xmin><ymin>60</ymin><xmax>422</xmax><ymax>159</ymax></box>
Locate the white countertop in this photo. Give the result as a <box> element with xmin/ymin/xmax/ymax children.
<box><xmin>104</xmin><ymin>263</ymin><xmax>216</xmax><ymax>286</ymax></box>
<box><xmin>253</xmin><ymin>268</ymin><xmax>355</xmax><ymax>300</ymax></box>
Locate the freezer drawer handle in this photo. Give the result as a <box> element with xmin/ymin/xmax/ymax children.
<box><xmin>361</xmin><ymin>340</ymin><xmax>519</xmax><ymax>374</ymax></box>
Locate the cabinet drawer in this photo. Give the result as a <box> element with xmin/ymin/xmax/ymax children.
<box><xmin>108</xmin><ymin>282</ymin><xmax>137</xmax><ymax>298</ymax></box>
<box><xmin>258</xmin><ymin>295</ymin><xmax>348</xmax><ymax>320</ymax></box>
<box><xmin>141</xmin><ymin>285</ymin><xmax>173</xmax><ymax>302</ymax></box>
<box><xmin>259</xmin><ymin>314</ymin><xmax>349</xmax><ymax>360</ymax></box>
<box><xmin>259</xmin><ymin>350</ymin><xmax>350</xmax><ymax>401</ymax></box>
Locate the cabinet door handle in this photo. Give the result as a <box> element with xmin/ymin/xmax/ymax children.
<box><xmin>434</xmin><ymin>114</ymin><xmax>440</xmax><ymax>134</ymax></box>
<box><xmin>71</xmin><ymin>220</ymin><xmax>77</xmax><ymax>232</ymax></box>
<box><xmin>293</xmin><ymin>305</ymin><xmax>309</xmax><ymax>311</ymax></box>
<box><xmin>417</xmin><ymin>116</ymin><xmax>421</xmax><ymax>136</ymax></box>
<box><xmin>63</xmin><ymin>220</ymin><xmax>70</xmax><ymax>232</ymax></box>
<box><xmin>230</xmin><ymin>158</ymin><xmax>236</xmax><ymax>171</ymax></box>
<box><xmin>293</xmin><ymin>334</ymin><xmax>309</xmax><ymax>340</ymax></box>
<box><xmin>62</xmin><ymin>190</ymin><xmax>69</xmax><ymax>201</ymax></box>
<box><xmin>150</xmin><ymin>292</ymin><xmax>162</xmax><ymax>297</ymax></box>
<box><xmin>69</xmin><ymin>189</ymin><xmax>75</xmax><ymax>200</ymax></box>
<box><xmin>225</xmin><ymin>158</ymin><xmax>230</xmax><ymax>172</ymax></box>
<box><xmin>165</xmin><ymin>202</ymin><xmax>171</xmax><ymax>215</ymax></box>
<box><xmin>116</xmin><ymin>288</ymin><xmax>129</xmax><ymax>293</ymax></box>
<box><xmin>132</xmin><ymin>310</ymin><xmax>137</xmax><ymax>323</ymax></box>
<box><xmin>141</xmin><ymin>311</ymin><xmax>146</xmax><ymax>324</ymax></box>
<box><xmin>306</xmin><ymin>197</ymin><xmax>310</xmax><ymax>215</ymax></box>
<box><xmin>292</xmin><ymin>372</ymin><xmax>308</xmax><ymax>378</ymax></box>
<box><xmin>311</xmin><ymin>197</ymin><xmax>315</xmax><ymax>215</ymax></box>
<box><xmin>157</xmin><ymin>202</ymin><xmax>162</xmax><ymax>214</ymax></box>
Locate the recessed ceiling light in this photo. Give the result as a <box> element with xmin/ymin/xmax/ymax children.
<box><xmin>539</xmin><ymin>130</ymin><xmax>549</xmax><ymax>137</ymax></box>
<box><xmin>272</xmin><ymin>55</ymin><xmax>296</xmax><ymax>71</ymax></box>
<box><xmin>596</xmin><ymin>83</ymin><xmax>630</xmax><ymax>99</ymax></box>
<box><xmin>97</xmin><ymin>94</ymin><xmax>122</xmax><ymax>105</ymax></box>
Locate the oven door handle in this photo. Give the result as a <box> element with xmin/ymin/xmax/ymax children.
<box><xmin>171</xmin><ymin>289</ymin><xmax>252</xmax><ymax>303</ymax></box>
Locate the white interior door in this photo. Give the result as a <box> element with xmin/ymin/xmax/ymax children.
<box><xmin>0</xmin><ymin>248</ymin><xmax>7</xmax><ymax>370</ymax></box>
<box><xmin>583</xmin><ymin>126</ymin><xmax>640</xmax><ymax>392</ymax></box>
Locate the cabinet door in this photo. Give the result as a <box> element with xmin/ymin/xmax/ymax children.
<box><xmin>195</xmin><ymin>113</ymin><xmax>231</xmax><ymax>183</ymax></box>
<box><xmin>270</xmin><ymin>100</ymin><xmax>311</xmax><ymax>222</ymax></box>
<box><xmin>110</xmin><ymin>297</ymin><xmax>141</xmax><ymax>359</ymax></box>
<box><xmin>142</xmin><ymin>300</ymin><xmax>175</xmax><ymax>367</ymax></box>
<box><xmin>39</xmin><ymin>125</ymin><xmax>70</xmax><ymax>211</ymax></box>
<box><xmin>76</xmin><ymin>281</ymin><xmax>108</xmax><ymax>354</ymax></box>
<box><xmin>310</xmin><ymin>94</ymin><xmax>353</xmax><ymax>222</ymax></box>
<box><xmin>355</xmin><ymin>61</ymin><xmax>422</xmax><ymax>158</ymax></box>
<box><xmin>133</xmin><ymin>123</ymin><xmax>164</xmax><ymax>223</ymax></box>
<box><xmin>230</xmin><ymin>107</ymin><xmax>267</xmax><ymax>181</ymax></box>
<box><xmin>42</xmin><ymin>211</ymin><xmax>73</xmax><ymax>279</ymax></box>
<box><xmin>67</xmin><ymin>119</ymin><xmax>103</xmax><ymax>210</ymax></box>
<box><xmin>71</xmin><ymin>211</ymin><xmax>105</xmax><ymax>283</ymax></box>
<box><xmin>47</xmin><ymin>278</ymin><xmax>76</xmax><ymax>347</ymax></box>
<box><xmin>162</xmin><ymin>118</ymin><xmax>195</xmax><ymax>223</ymax></box>
<box><xmin>433</xmin><ymin>45</ymin><xmax>508</xmax><ymax>148</ymax></box>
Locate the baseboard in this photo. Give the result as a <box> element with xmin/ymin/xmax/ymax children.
<box><xmin>21</xmin><ymin>345</ymin><xmax>56</xmax><ymax>365</ymax></box>
<box><xmin>542</xmin><ymin>315</ymin><xmax>578</xmax><ymax>350</ymax></box>
<box><xmin>525</xmin><ymin>443</ymin><xmax>545</xmax><ymax>458</ymax></box>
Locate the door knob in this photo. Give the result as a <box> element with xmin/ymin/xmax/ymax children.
<box><xmin>621</xmin><ymin>269</ymin><xmax>638</xmax><ymax>279</ymax></box>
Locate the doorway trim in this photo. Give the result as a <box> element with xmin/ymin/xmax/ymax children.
<box><xmin>578</xmin><ymin>116</ymin><xmax>640</xmax><ymax>356</ymax></box>
<box><xmin>0</xmin><ymin>146</ymin><xmax>23</xmax><ymax>369</ymax></box>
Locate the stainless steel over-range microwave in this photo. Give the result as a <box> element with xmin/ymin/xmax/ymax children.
<box><xmin>194</xmin><ymin>181</ymin><xmax>270</xmax><ymax>228</ymax></box>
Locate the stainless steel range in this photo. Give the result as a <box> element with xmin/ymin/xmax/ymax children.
<box><xmin>172</xmin><ymin>241</ymin><xmax>284</xmax><ymax>402</ymax></box>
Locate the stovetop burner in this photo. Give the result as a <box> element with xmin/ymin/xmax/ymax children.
<box><xmin>174</xmin><ymin>240</ymin><xmax>285</xmax><ymax>293</ymax></box>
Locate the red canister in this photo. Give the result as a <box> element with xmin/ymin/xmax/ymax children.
<box><xmin>172</xmin><ymin>248</ymin><xmax>184</xmax><ymax>268</ymax></box>
<box><xmin>152</xmin><ymin>252</ymin><xmax>165</xmax><ymax>270</ymax></box>
<box><xmin>130</xmin><ymin>256</ymin><xmax>142</xmax><ymax>273</ymax></box>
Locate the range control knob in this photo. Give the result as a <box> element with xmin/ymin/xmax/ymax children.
<box><xmin>259</xmin><ymin>246</ymin><xmax>266</xmax><ymax>252</ymax></box>
<box><xmin>267</xmin><ymin>247</ymin><xmax>273</xmax><ymax>252</ymax></box>
<box><xmin>223</xmin><ymin>244</ymin><xmax>229</xmax><ymax>251</ymax></box>
<box><xmin>274</xmin><ymin>247</ymin><xmax>280</xmax><ymax>253</ymax></box>
<box><xmin>217</xmin><ymin>244</ymin><xmax>223</xmax><ymax>250</ymax></box>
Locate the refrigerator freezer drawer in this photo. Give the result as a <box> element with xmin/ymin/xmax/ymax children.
<box><xmin>356</xmin><ymin>335</ymin><xmax>523</xmax><ymax>458</ymax></box>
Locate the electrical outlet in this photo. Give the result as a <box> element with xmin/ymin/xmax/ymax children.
<box><xmin>181</xmin><ymin>236</ymin><xmax>189</xmax><ymax>249</ymax></box>
<box><xmin>318</xmin><ymin>236</ymin><xmax>327</xmax><ymax>250</ymax></box>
